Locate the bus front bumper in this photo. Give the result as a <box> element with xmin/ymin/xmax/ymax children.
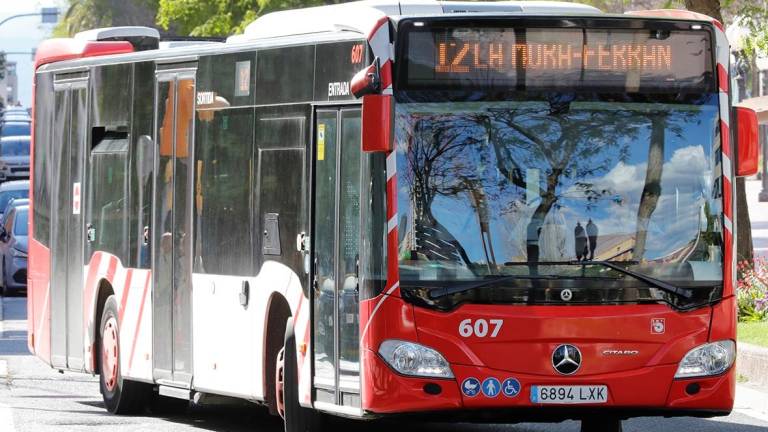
<box><xmin>361</xmin><ymin>349</ymin><xmax>735</xmax><ymax>420</ymax></box>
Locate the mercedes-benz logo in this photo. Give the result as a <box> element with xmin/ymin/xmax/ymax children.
<box><xmin>560</xmin><ymin>289</ymin><xmax>573</xmax><ymax>302</ymax></box>
<box><xmin>552</xmin><ymin>344</ymin><xmax>582</xmax><ymax>375</ymax></box>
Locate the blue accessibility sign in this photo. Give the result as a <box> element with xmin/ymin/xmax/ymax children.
<box><xmin>461</xmin><ymin>377</ymin><xmax>481</xmax><ymax>397</ymax></box>
<box><xmin>482</xmin><ymin>377</ymin><xmax>501</xmax><ymax>398</ymax></box>
<box><xmin>501</xmin><ymin>378</ymin><xmax>521</xmax><ymax>398</ymax></box>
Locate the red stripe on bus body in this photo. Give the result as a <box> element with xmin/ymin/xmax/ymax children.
<box><xmin>720</xmin><ymin>121</ymin><xmax>730</xmax><ymax>157</ymax></box>
<box><xmin>380</xmin><ymin>59</ymin><xmax>393</xmax><ymax>89</ymax></box>
<box><xmin>118</xmin><ymin>269</ymin><xmax>133</xmax><ymax>323</ymax></box>
<box><xmin>717</xmin><ymin>64</ymin><xmax>728</xmax><ymax>93</ymax></box>
<box><xmin>366</xmin><ymin>16</ymin><xmax>389</xmax><ymax>41</ymax></box>
<box><xmin>723</xmin><ymin>176</ymin><xmax>732</xmax><ymax>220</ymax></box>
<box><xmin>386</xmin><ymin>176</ymin><xmax>397</xmax><ymax>221</ymax></box>
<box><xmin>386</xmin><ymin>229</ymin><xmax>400</xmax><ymax>291</ymax></box>
<box><xmin>127</xmin><ymin>271</ymin><xmax>151</xmax><ymax>374</ymax></box>
<box><xmin>723</xmin><ymin>229</ymin><xmax>733</xmax><ymax>296</ymax></box>
<box><xmin>106</xmin><ymin>255</ymin><xmax>118</xmax><ymax>281</ymax></box>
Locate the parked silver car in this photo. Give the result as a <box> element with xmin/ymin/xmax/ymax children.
<box><xmin>0</xmin><ymin>181</ymin><xmax>29</xmax><ymax>221</ymax></box>
<box><xmin>0</xmin><ymin>205</ymin><xmax>27</xmax><ymax>295</ymax></box>
<box><xmin>0</xmin><ymin>136</ymin><xmax>29</xmax><ymax>181</ymax></box>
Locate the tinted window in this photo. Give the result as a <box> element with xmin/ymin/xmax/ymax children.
<box><xmin>88</xmin><ymin>137</ymin><xmax>129</xmax><ymax>261</ymax></box>
<box><xmin>0</xmin><ymin>190</ymin><xmax>28</xmax><ymax>212</ymax></box>
<box><xmin>1</xmin><ymin>139</ymin><xmax>29</xmax><ymax>156</ymax></box>
<box><xmin>2</xmin><ymin>123</ymin><xmax>30</xmax><ymax>137</ymax></box>
<box><xmin>14</xmin><ymin>209</ymin><xmax>28</xmax><ymax>236</ymax></box>
<box><xmin>198</xmin><ymin>53</ymin><xmax>255</xmax><ymax>107</ymax></box>
<box><xmin>33</xmin><ymin>73</ymin><xmax>53</xmax><ymax>246</ymax></box>
<box><xmin>256</xmin><ymin>46</ymin><xmax>315</xmax><ymax>104</ymax></box>
<box><xmin>194</xmin><ymin>107</ymin><xmax>254</xmax><ymax>276</ymax></box>
<box><xmin>129</xmin><ymin>61</ymin><xmax>155</xmax><ymax>269</ymax></box>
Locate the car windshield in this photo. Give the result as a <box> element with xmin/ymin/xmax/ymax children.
<box><xmin>1</xmin><ymin>139</ymin><xmax>29</xmax><ymax>156</ymax></box>
<box><xmin>0</xmin><ymin>190</ymin><xmax>28</xmax><ymax>212</ymax></box>
<box><xmin>1</xmin><ymin>124</ymin><xmax>29</xmax><ymax>137</ymax></box>
<box><xmin>395</xmin><ymin>96</ymin><xmax>722</xmax><ymax>285</ymax></box>
<box><xmin>13</xmin><ymin>209</ymin><xmax>27</xmax><ymax>236</ymax></box>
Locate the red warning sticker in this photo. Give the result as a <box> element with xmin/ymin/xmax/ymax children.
<box><xmin>72</xmin><ymin>182</ymin><xmax>81</xmax><ymax>215</ymax></box>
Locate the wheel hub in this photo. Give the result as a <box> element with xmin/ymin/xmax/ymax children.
<box><xmin>276</xmin><ymin>347</ymin><xmax>286</xmax><ymax>418</ymax></box>
<box><xmin>102</xmin><ymin>316</ymin><xmax>119</xmax><ymax>392</ymax></box>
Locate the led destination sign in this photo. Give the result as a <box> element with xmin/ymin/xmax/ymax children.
<box><xmin>436</xmin><ymin>42</ymin><xmax>672</xmax><ymax>73</ymax></box>
<box><xmin>405</xmin><ymin>28</ymin><xmax>714</xmax><ymax>91</ymax></box>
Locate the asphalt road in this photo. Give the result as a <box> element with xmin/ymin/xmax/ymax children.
<box><xmin>0</xmin><ymin>296</ymin><xmax>767</xmax><ymax>432</ymax></box>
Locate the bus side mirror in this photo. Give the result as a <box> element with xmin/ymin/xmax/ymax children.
<box><xmin>362</xmin><ymin>94</ymin><xmax>392</xmax><ymax>153</ymax></box>
<box><xmin>351</xmin><ymin>57</ymin><xmax>381</xmax><ymax>98</ymax></box>
<box><xmin>734</xmin><ymin>106</ymin><xmax>759</xmax><ymax>177</ymax></box>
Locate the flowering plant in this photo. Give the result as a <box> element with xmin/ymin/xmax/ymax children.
<box><xmin>737</xmin><ymin>257</ymin><xmax>768</xmax><ymax>322</ymax></box>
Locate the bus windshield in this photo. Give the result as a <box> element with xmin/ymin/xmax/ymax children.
<box><xmin>395</xmin><ymin>24</ymin><xmax>723</xmax><ymax>297</ymax></box>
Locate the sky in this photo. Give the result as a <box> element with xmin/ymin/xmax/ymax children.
<box><xmin>0</xmin><ymin>0</ymin><xmax>66</xmax><ymax>107</ymax></box>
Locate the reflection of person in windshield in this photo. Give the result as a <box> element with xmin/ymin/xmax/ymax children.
<box><xmin>587</xmin><ymin>219</ymin><xmax>598</xmax><ymax>260</ymax></box>
<box><xmin>526</xmin><ymin>219</ymin><xmax>542</xmax><ymax>263</ymax></box>
<box><xmin>574</xmin><ymin>222</ymin><xmax>588</xmax><ymax>261</ymax></box>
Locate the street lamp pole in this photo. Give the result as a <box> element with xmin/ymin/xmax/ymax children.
<box><xmin>0</xmin><ymin>8</ymin><xmax>59</xmax><ymax>29</ymax></box>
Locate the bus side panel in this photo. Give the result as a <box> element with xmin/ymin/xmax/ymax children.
<box><xmin>29</xmin><ymin>72</ymin><xmax>54</xmax><ymax>364</ymax></box>
<box><xmin>119</xmin><ymin>61</ymin><xmax>156</xmax><ymax>383</ymax></box>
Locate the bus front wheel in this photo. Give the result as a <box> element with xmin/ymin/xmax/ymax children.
<box><xmin>99</xmin><ymin>295</ymin><xmax>151</xmax><ymax>414</ymax></box>
<box><xmin>280</xmin><ymin>319</ymin><xmax>321</xmax><ymax>432</ymax></box>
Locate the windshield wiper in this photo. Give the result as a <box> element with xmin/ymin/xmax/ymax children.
<box><xmin>509</xmin><ymin>260</ymin><xmax>693</xmax><ymax>299</ymax></box>
<box><xmin>588</xmin><ymin>260</ymin><xmax>694</xmax><ymax>300</ymax></box>
<box><xmin>426</xmin><ymin>274</ymin><xmax>569</xmax><ymax>300</ymax></box>
<box><xmin>423</xmin><ymin>261</ymin><xmax>694</xmax><ymax>300</ymax></box>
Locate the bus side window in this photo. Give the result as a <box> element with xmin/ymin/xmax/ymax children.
<box><xmin>194</xmin><ymin>108</ymin><xmax>254</xmax><ymax>276</ymax></box>
<box><xmin>87</xmin><ymin>133</ymin><xmax>129</xmax><ymax>262</ymax></box>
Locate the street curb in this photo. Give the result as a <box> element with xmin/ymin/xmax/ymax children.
<box><xmin>738</xmin><ymin>342</ymin><xmax>768</xmax><ymax>387</ymax></box>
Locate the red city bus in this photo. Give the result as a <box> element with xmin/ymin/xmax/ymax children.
<box><xmin>28</xmin><ymin>2</ymin><xmax>759</xmax><ymax>431</ymax></box>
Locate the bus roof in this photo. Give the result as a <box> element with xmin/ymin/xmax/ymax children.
<box><xmin>238</xmin><ymin>0</ymin><xmax>602</xmax><ymax>41</ymax></box>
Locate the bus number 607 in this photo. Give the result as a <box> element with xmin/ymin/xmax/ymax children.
<box><xmin>459</xmin><ymin>319</ymin><xmax>503</xmax><ymax>338</ymax></box>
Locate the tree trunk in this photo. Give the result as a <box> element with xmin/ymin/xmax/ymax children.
<box><xmin>633</xmin><ymin>116</ymin><xmax>665</xmax><ymax>261</ymax></box>
<box><xmin>683</xmin><ymin>0</ymin><xmax>723</xmax><ymax>22</ymax></box>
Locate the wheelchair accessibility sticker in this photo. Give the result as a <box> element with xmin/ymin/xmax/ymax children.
<box><xmin>502</xmin><ymin>378</ymin><xmax>521</xmax><ymax>398</ymax></box>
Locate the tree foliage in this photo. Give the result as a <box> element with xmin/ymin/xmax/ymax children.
<box><xmin>156</xmin><ymin>0</ymin><xmax>344</xmax><ymax>37</ymax></box>
<box><xmin>53</xmin><ymin>0</ymin><xmax>162</xmax><ymax>37</ymax></box>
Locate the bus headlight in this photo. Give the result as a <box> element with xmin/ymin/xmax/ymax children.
<box><xmin>675</xmin><ymin>340</ymin><xmax>735</xmax><ymax>379</ymax></box>
<box><xmin>378</xmin><ymin>340</ymin><xmax>454</xmax><ymax>379</ymax></box>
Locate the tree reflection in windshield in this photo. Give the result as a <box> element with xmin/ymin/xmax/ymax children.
<box><xmin>396</xmin><ymin>96</ymin><xmax>723</xmax><ymax>282</ymax></box>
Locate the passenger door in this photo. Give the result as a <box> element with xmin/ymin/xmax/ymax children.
<box><xmin>152</xmin><ymin>69</ymin><xmax>196</xmax><ymax>386</ymax></box>
<box><xmin>312</xmin><ymin>108</ymin><xmax>362</xmax><ymax>407</ymax></box>
<box><xmin>50</xmin><ymin>76</ymin><xmax>88</xmax><ymax>371</ymax></box>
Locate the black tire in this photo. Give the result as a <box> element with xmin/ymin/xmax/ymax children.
<box><xmin>0</xmin><ymin>259</ymin><xmax>6</xmax><ymax>296</ymax></box>
<box><xmin>98</xmin><ymin>295</ymin><xmax>152</xmax><ymax>414</ymax></box>
<box><xmin>581</xmin><ymin>417</ymin><xmax>623</xmax><ymax>432</ymax></box>
<box><xmin>283</xmin><ymin>319</ymin><xmax>321</xmax><ymax>432</ymax></box>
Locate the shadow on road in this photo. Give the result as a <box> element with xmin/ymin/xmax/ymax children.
<box><xmin>112</xmin><ymin>403</ymin><xmax>768</xmax><ymax>432</ymax></box>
